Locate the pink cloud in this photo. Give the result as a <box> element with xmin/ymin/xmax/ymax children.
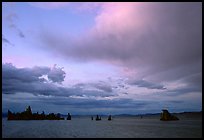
<box><xmin>39</xmin><ymin>2</ymin><xmax>202</xmax><ymax>86</ymax></box>
<box><xmin>90</xmin><ymin>3</ymin><xmax>149</xmax><ymax>39</ymax></box>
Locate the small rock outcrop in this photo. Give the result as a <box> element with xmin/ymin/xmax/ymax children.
<box><xmin>67</xmin><ymin>113</ymin><xmax>71</xmax><ymax>120</ymax></box>
<box><xmin>96</xmin><ymin>115</ymin><xmax>101</xmax><ymax>121</ymax></box>
<box><xmin>108</xmin><ymin>115</ymin><xmax>112</xmax><ymax>121</ymax></box>
<box><xmin>160</xmin><ymin>109</ymin><xmax>179</xmax><ymax>121</ymax></box>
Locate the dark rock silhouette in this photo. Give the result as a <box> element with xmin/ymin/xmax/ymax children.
<box><xmin>96</xmin><ymin>115</ymin><xmax>101</xmax><ymax>121</ymax></box>
<box><xmin>91</xmin><ymin>116</ymin><xmax>93</xmax><ymax>120</ymax></box>
<box><xmin>108</xmin><ymin>115</ymin><xmax>112</xmax><ymax>120</ymax></box>
<box><xmin>7</xmin><ymin>110</ymin><xmax>15</xmax><ymax>120</ymax></box>
<box><xmin>7</xmin><ymin>106</ymin><xmax>64</xmax><ymax>120</ymax></box>
<box><xmin>160</xmin><ymin>109</ymin><xmax>179</xmax><ymax>121</ymax></box>
<box><xmin>67</xmin><ymin>113</ymin><xmax>71</xmax><ymax>120</ymax></box>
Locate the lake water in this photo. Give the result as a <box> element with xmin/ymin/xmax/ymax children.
<box><xmin>2</xmin><ymin>117</ymin><xmax>202</xmax><ymax>138</ymax></box>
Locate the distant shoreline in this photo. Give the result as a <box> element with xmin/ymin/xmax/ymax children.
<box><xmin>2</xmin><ymin>111</ymin><xmax>202</xmax><ymax>118</ymax></box>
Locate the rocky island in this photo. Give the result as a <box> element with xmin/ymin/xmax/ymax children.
<box><xmin>7</xmin><ymin>106</ymin><xmax>64</xmax><ymax>120</ymax></box>
<box><xmin>160</xmin><ymin>109</ymin><xmax>179</xmax><ymax>121</ymax></box>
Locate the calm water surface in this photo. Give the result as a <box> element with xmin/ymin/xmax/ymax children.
<box><xmin>2</xmin><ymin>117</ymin><xmax>202</xmax><ymax>138</ymax></box>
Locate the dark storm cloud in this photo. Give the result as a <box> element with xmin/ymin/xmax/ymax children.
<box><xmin>47</xmin><ymin>64</ymin><xmax>66</xmax><ymax>83</ymax></box>
<box><xmin>3</xmin><ymin>63</ymin><xmax>50</xmax><ymax>83</ymax></box>
<box><xmin>2</xmin><ymin>63</ymin><xmax>116</xmax><ymax>97</ymax></box>
<box><xmin>2</xmin><ymin>63</ymin><xmax>62</xmax><ymax>95</ymax></box>
<box><xmin>39</xmin><ymin>3</ymin><xmax>202</xmax><ymax>88</ymax></box>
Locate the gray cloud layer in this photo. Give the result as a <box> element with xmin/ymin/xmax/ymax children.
<box><xmin>2</xmin><ymin>63</ymin><xmax>201</xmax><ymax>114</ymax></box>
<box><xmin>47</xmin><ymin>64</ymin><xmax>66</xmax><ymax>83</ymax></box>
<box><xmin>127</xmin><ymin>79</ymin><xmax>166</xmax><ymax>90</ymax></box>
<box><xmin>2</xmin><ymin>63</ymin><xmax>116</xmax><ymax>98</ymax></box>
<box><xmin>3</xmin><ymin>93</ymin><xmax>157</xmax><ymax>114</ymax></box>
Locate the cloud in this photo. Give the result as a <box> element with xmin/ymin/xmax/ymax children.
<box><xmin>2</xmin><ymin>63</ymin><xmax>50</xmax><ymax>83</ymax></box>
<box><xmin>5</xmin><ymin>12</ymin><xmax>25</xmax><ymax>38</ymax></box>
<box><xmin>2</xmin><ymin>34</ymin><xmax>14</xmax><ymax>46</ymax></box>
<box><xmin>2</xmin><ymin>3</ymin><xmax>202</xmax><ymax>114</ymax></box>
<box><xmin>128</xmin><ymin>79</ymin><xmax>166</xmax><ymax>90</ymax></box>
<box><xmin>39</xmin><ymin>2</ymin><xmax>202</xmax><ymax>89</ymax></box>
<box><xmin>72</xmin><ymin>80</ymin><xmax>129</xmax><ymax>94</ymax></box>
<box><xmin>10</xmin><ymin>23</ymin><xmax>25</xmax><ymax>38</ymax></box>
<box><xmin>3</xmin><ymin>92</ymin><xmax>155</xmax><ymax>114</ymax></box>
<box><xmin>70</xmin><ymin>81</ymin><xmax>116</xmax><ymax>97</ymax></box>
<box><xmin>50</xmin><ymin>98</ymin><xmax>148</xmax><ymax>109</ymax></box>
<box><xmin>2</xmin><ymin>63</ymin><xmax>116</xmax><ymax>98</ymax></box>
<box><xmin>2</xmin><ymin>63</ymin><xmax>65</xmax><ymax>94</ymax></box>
<box><xmin>47</xmin><ymin>64</ymin><xmax>66</xmax><ymax>84</ymax></box>
<box><xmin>91</xmin><ymin>81</ymin><xmax>113</xmax><ymax>92</ymax></box>
<box><xmin>163</xmin><ymin>87</ymin><xmax>201</xmax><ymax>97</ymax></box>
<box><xmin>18</xmin><ymin>30</ymin><xmax>25</xmax><ymax>38</ymax></box>
<box><xmin>2</xmin><ymin>63</ymin><xmax>201</xmax><ymax>114</ymax></box>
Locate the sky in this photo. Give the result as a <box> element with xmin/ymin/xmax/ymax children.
<box><xmin>2</xmin><ymin>2</ymin><xmax>202</xmax><ymax>115</ymax></box>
